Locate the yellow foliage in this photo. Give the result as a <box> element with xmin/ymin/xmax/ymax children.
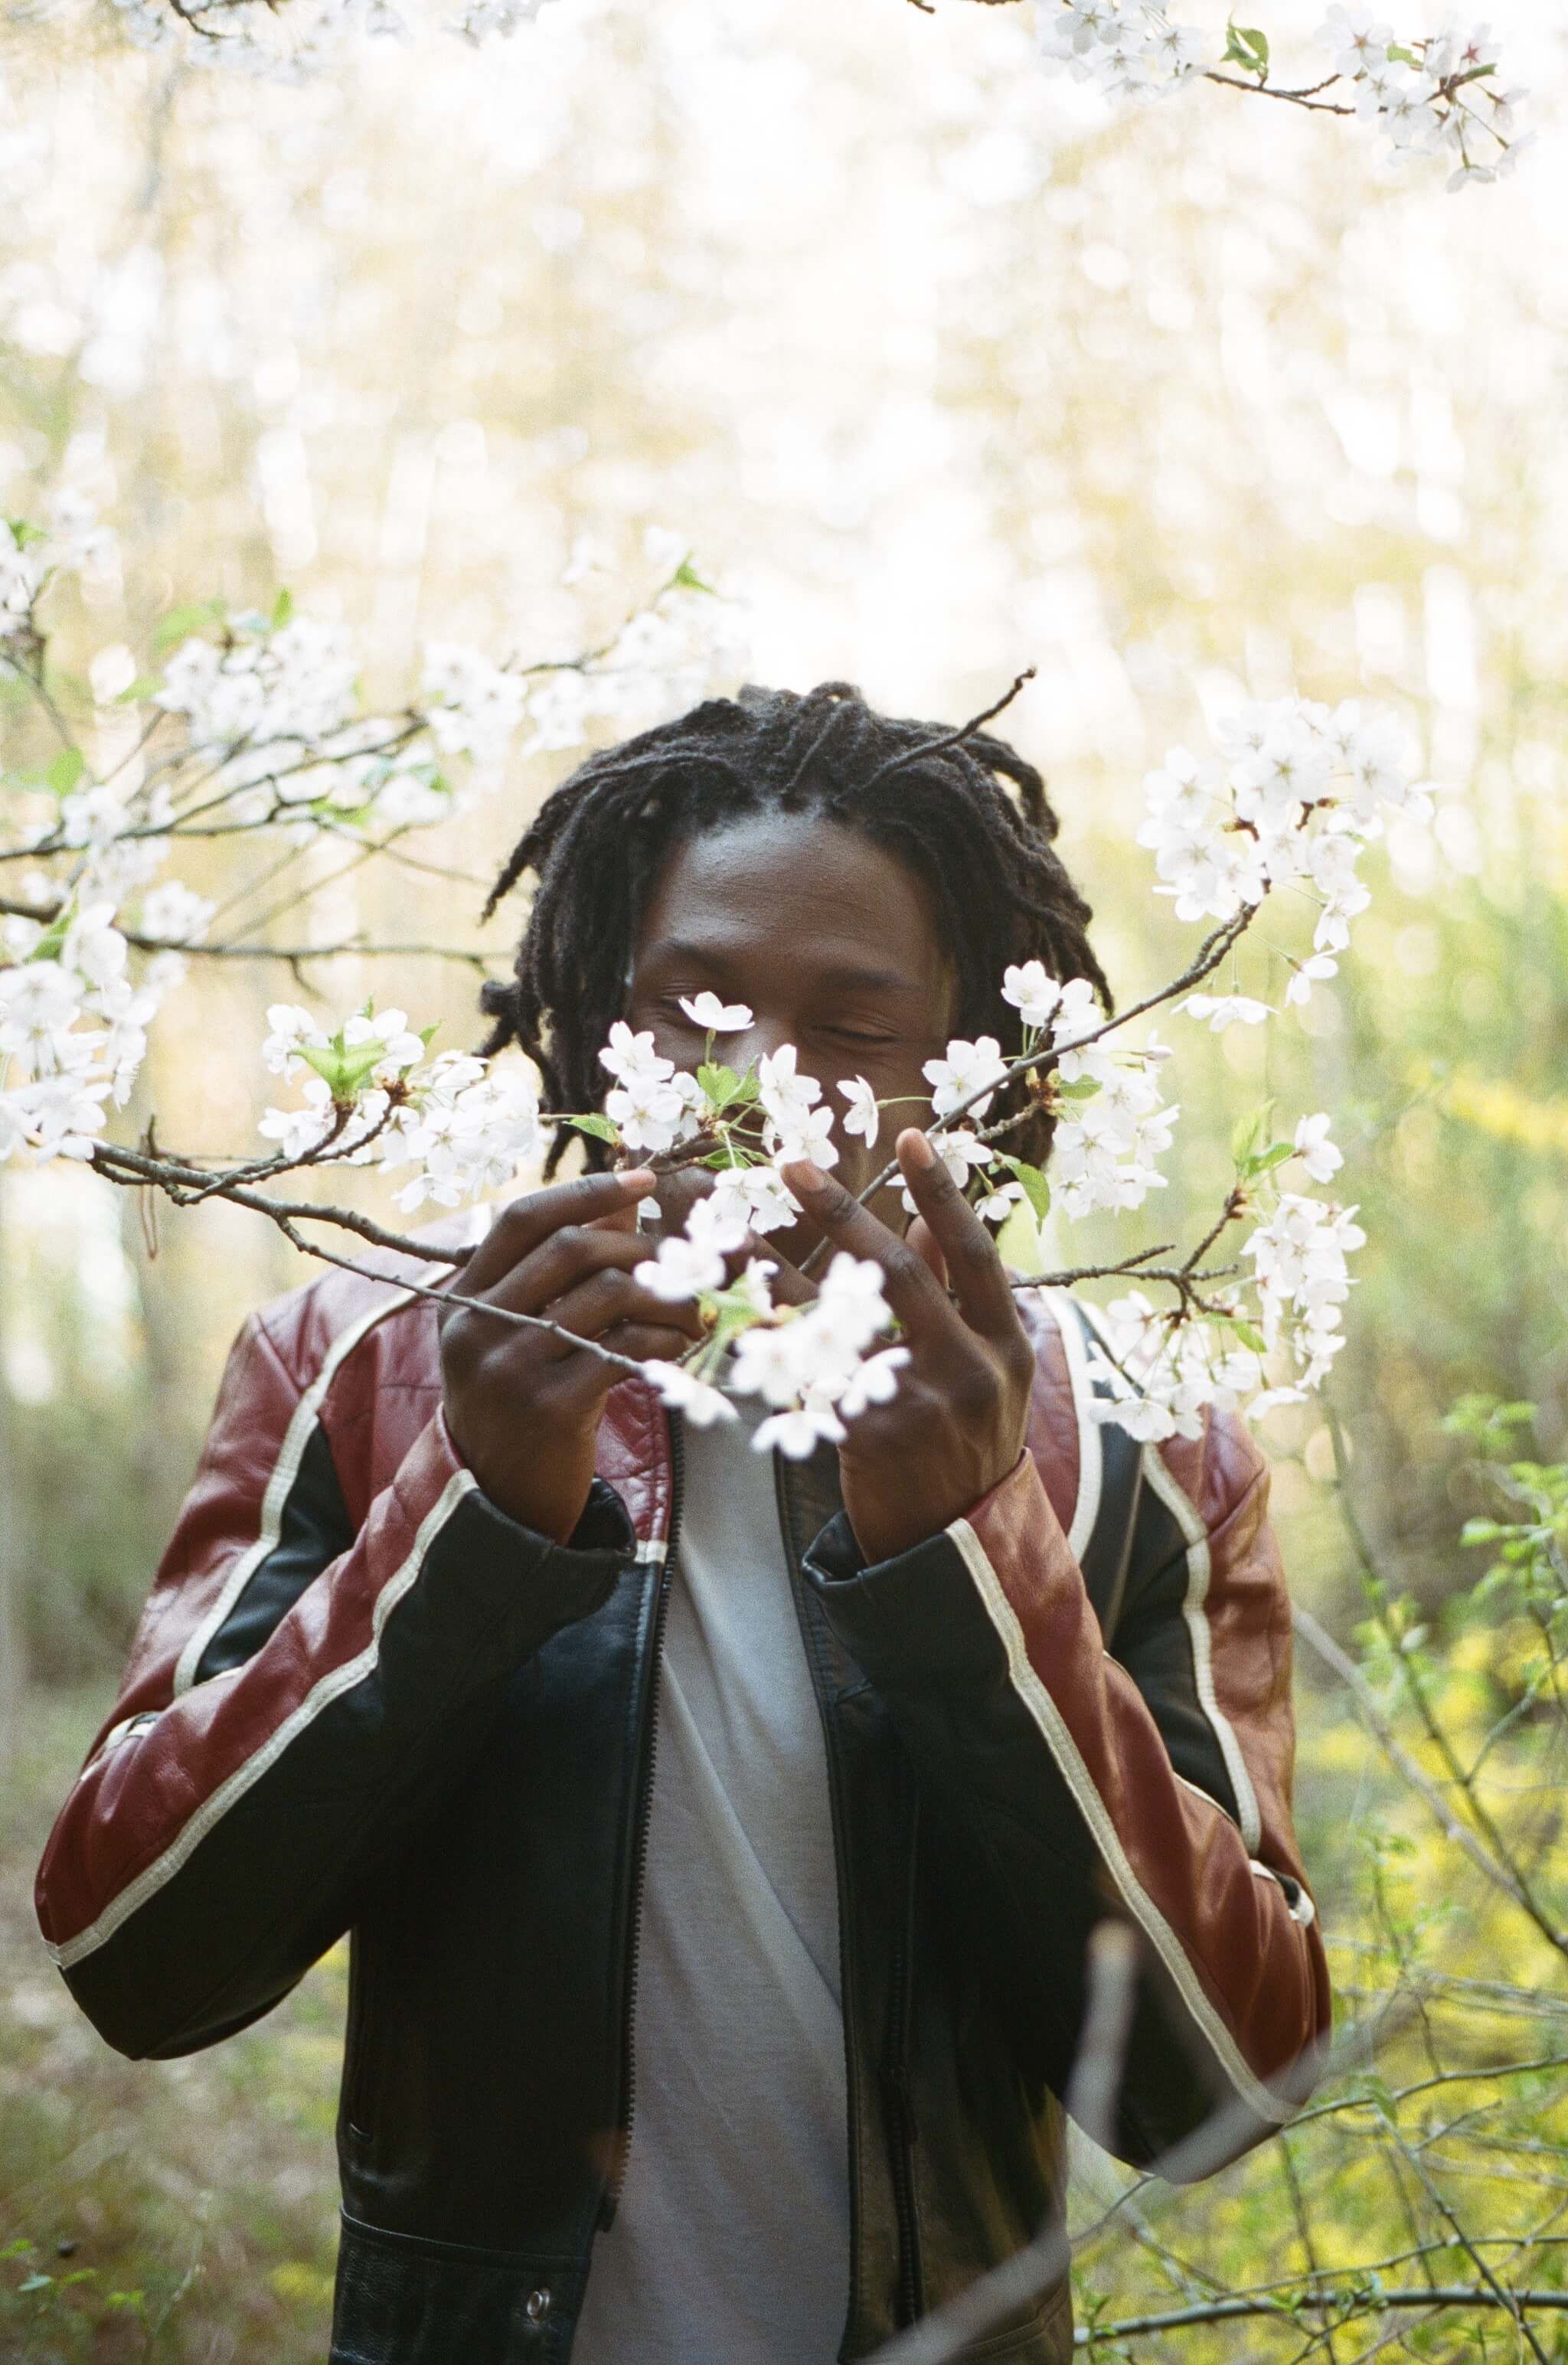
<box><xmin>270</xmin><ymin>2262</ymin><xmax>337</xmax><ymax>2311</ymax></box>
<box><xmin>1429</xmin><ymin>1065</ymin><xmax>1568</xmax><ymax>1159</ymax></box>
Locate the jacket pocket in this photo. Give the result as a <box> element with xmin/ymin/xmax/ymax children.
<box><xmin>342</xmin><ymin>1930</ymin><xmax>379</xmax><ymax>2143</ymax></box>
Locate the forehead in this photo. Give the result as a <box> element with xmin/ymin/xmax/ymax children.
<box><xmin>634</xmin><ymin>808</ymin><xmax>946</xmax><ymax>989</ymax></box>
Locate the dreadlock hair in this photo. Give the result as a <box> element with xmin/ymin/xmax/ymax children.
<box><xmin>475</xmin><ymin>680</ymin><xmax>1112</xmax><ymax>1177</ymax></box>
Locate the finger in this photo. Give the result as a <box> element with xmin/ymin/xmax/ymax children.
<box><xmin>548</xmin><ymin>1327</ymin><xmax>696</xmax><ymax>1415</ymax></box>
<box><xmin>538</xmin><ymin>1267</ymin><xmax>707</xmax><ymax>1352</ymax></box>
<box><xmin>778</xmin><ymin>1157</ymin><xmax>956</xmax><ymax>1343</ymax></box>
<box><xmin>453</xmin><ymin>1168</ymin><xmax>655</xmax><ymax>1298</ymax></box>
<box><xmin>905</xmin><ymin>1213</ymin><xmax>948</xmax><ymax>1292</ymax></box>
<box><xmin>646</xmin><ymin>1165</ymin><xmax>716</xmax><ymax>1235</ymax></box>
<box><xmin>483</xmin><ymin>1227</ymin><xmax>665</xmax><ymax>1320</ymax></box>
<box><xmin>894</xmin><ymin>1130</ymin><xmax>1018</xmax><ymax>1339</ymax></box>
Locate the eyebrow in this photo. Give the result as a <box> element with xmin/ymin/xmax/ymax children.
<box><xmin>639</xmin><ymin>939</ymin><xmax>929</xmax><ymax>999</ymax></box>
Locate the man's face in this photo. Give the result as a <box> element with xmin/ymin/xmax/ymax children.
<box><xmin>622</xmin><ymin>808</ymin><xmax>958</xmax><ymax>1262</ymax></box>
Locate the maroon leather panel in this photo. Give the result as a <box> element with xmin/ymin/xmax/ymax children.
<box><xmin>1011</xmin><ymin>1290</ymin><xmax>1080</xmax><ymax>1539</ymax></box>
<box><xmin>38</xmin><ymin>1400</ymin><xmax>471</xmax><ymax>1950</ymax></box>
<box><xmin>966</xmin><ymin>1448</ymin><xmax>1330</xmax><ymax>2093</ymax></box>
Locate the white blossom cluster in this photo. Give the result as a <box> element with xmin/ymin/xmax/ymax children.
<box><xmin>1315</xmin><ymin>8</ymin><xmax>1533</xmax><ymax>190</ymax></box>
<box><xmin>646</xmin><ymin>1246</ymin><xmax>909</xmax><ymax>1462</ymax></box>
<box><xmin>0</xmin><ymin>497</ymin><xmax>111</xmax><ymax>648</ymax></box>
<box><xmin>96</xmin><ymin>0</ymin><xmax>535</xmax><ymax>82</ymax></box>
<box><xmin>1083</xmin><ymin>1121</ymin><xmax>1364</xmax><ymax>1442</ymax></box>
<box><xmin>5</xmin><ymin>492</ymin><xmax>1408</xmax><ymax>1455</ymax></box>
<box><xmin>995</xmin><ymin>964</ymin><xmax>1178</xmax><ymax>1221</ymax></box>
<box><xmin>1036</xmin><ymin>0</ymin><xmax>1210</xmax><ymax>103</ymax></box>
<box><xmin>1034</xmin><ymin>0</ymin><xmax>1530</xmax><ymax>192</ymax></box>
<box><xmin>0</xmin><ymin>900</ymin><xmax>184</xmax><ymax>1165</ymax></box>
<box><xmin>142</xmin><ymin>576</ymin><xmax>747</xmax><ymax>846</ymax></box>
<box><xmin>1139</xmin><ymin>693</ymin><xmax>1430</xmax><ymax>1008</ymax></box>
<box><xmin>0</xmin><ymin>501</ymin><xmax>742</xmax><ymax>1178</ymax></box>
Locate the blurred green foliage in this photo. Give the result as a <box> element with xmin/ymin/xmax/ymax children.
<box><xmin>3</xmin><ymin>0</ymin><xmax>1568</xmax><ymax>2355</ymax></box>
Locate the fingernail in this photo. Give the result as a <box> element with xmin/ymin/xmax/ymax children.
<box><xmin>791</xmin><ymin>1159</ymin><xmax>828</xmax><ymax>1191</ymax></box>
<box><xmin>902</xmin><ymin>1130</ymin><xmax>936</xmax><ymax>1170</ymax></box>
<box><xmin>620</xmin><ymin>1168</ymin><xmax>656</xmax><ymax>1189</ymax></box>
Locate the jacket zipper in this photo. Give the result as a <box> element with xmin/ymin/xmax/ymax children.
<box><xmin>885</xmin><ymin>1792</ymin><xmax>924</xmax><ymax>2326</ymax></box>
<box><xmin>600</xmin><ymin>1406</ymin><xmax>684</xmax><ymax>2228</ymax></box>
<box><xmin>773</xmin><ymin>1452</ymin><xmax>933</xmax><ymax>2344</ymax></box>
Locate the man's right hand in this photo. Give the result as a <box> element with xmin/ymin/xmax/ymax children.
<box><xmin>437</xmin><ymin>1168</ymin><xmax>704</xmax><ymax>1543</ymax></box>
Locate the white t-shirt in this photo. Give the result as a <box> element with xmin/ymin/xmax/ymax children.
<box><xmin>572</xmin><ymin>1390</ymin><xmax>850</xmax><ymax>2363</ymax></box>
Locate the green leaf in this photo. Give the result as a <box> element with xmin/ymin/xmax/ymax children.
<box><xmin>1231</xmin><ymin>1104</ymin><xmax>1269</xmax><ymax>1168</ymax></box>
<box><xmin>270</xmin><ymin>586</ymin><xmax>296</xmax><ymax>630</ymax></box>
<box><xmin>297</xmin><ymin>1040</ymin><xmax>387</xmax><ymax>1102</ymax></box>
<box><xmin>1231</xmin><ymin>1318</ymin><xmax>1268</xmax><ymax>1352</ymax></box>
<box><xmin>1055</xmin><ymin>1074</ymin><xmax>1102</xmax><ymax>1102</ymax></box>
<box><xmin>45</xmin><ymin>746</ymin><xmax>85</xmax><ymax>798</ymax></box>
<box><xmin>26</xmin><ymin>906</ymin><xmax>74</xmax><ymax>962</ymax></box>
<box><xmin>7</xmin><ymin>518</ymin><xmax>46</xmax><ymax>550</ymax></box>
<box><xmin>567</xmin><ymin>1112</ymin><xmax>619</xmax><ymax>1144</ymax></box>
<box><xmin>697</xmin><ymin>1061</ymin><xmax>741</xmax><ymax>1110</ymax></box>
<box><xmin>1223</xmin><ymin>20</ymin><xmax>1269</xmax><ymax>73</ymax></box>
<box><xmin>1240</xmin><ymin>1138</ymin><xmax>1295</xmax><ymax>1181</ymax></box>
<box><xmin>113</xmin><ymin>673</ymin><xmax>165</xmax><ymax>704</ymax></box>
<box><xmin>1387</xmin><ymin>42</ymin><xmax>1419</xmax><ymax>65</ymax></box>
<box><xmin>672</xmin><ymin>558</ymin><xmax>714</xmax><ymax>595</ymax></box>
<box><xmin>152</xmin><ymin>599</ymin><xmax>225</xmax><ymax>653</ymax></box>
<box><xmin>998</xmin><ymin>1155</ymin><xmax>1052</xmax><ymax>1224</ymax></box>
<box><xmin>995</xmin><ymin>1197</ymin><xmax>1046</xmax><ymax>1278</ymax></box>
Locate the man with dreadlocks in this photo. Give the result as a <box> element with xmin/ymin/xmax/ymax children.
<box><xmin>39</xmin><ymin>682</ymin><xmax>1328</xmax><ymax>2365</ymax></box>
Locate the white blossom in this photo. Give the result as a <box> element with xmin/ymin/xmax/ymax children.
<box><xmin>644</xmin><ymin>1361</ymin><xmax>740</xmax><ymax>1426</ymax></box>
<box><xmin>1292</xmin><ymin>1112</ymin><xmax>1344</xmax><ymax>1184</ymax></box>
<box><xmin>1181</xmin><ymin>993</ymin><xmax>1272</xmax><ymax>1032</ymax></box>
<box><xmin>258</xmin><ymin>1074</ymin><xmax>340</xmax><ymax>1160</ymax></box>
<box><xmin>709</xmin><ymin>1161</ymin><xmax>799</xmax><ymax>1236</ymax></box>
<box><xmin>605</xmin><ymin>1069</ymin><xmax>704</xmax><ymax>1157</ymax></box>
<box><xmin>1001</xmin><ymin>960</ymin><xmax>1063</xmax><ymax>1033</ymax></box>
<box><xmin>923</xmin><ymin>1034</ymin><xmax>1008</xmax><ymax>1122</ymax></box>
<box><xmin>757</xmin><ymin>1043</ymin><xmax>822</xmax><ymax>1136</ymax></box>
<box><xmin>263</xmin><ymin>1003</ymin><xmax>328</xmax><ymax>1079</ymax></box>
<box><xmin>838</xmin><ymin>1074</ymin><xmax>880</xmax><ymax>1148</ymax></box>
<box><xmin>634</xmin><ymin>1195</ymin><xmax>750</xmax><ymax>1302</ymax></box>
<box><xmin>419</xmin><ymin>641</ymin><xmax>528</xmax><ymax>780</ymax></box>
<box><xmin>138</xmin><ymin>880</ymin><xmax>215</xmax><ymax>946</ymax></box>
<box><xmin>382</xmin><ymin>1057</ymin><xmax>543</xmax><ymax>1210</ymax></box>
<box><xmin>767</xmin><ymin>1100</ymin><xmax>840</xmax><ymax>1172</ymax></box>
<box><xmin>836</xmin><ymin>1345</ymin><xmax>911</xmax><ymax>1419</ymax></box>
<box><xmin>678</xmin><ymin>992</ymin><xmax>752</xmax><ymax>1033</ymax></box>
<box><xmin>0</xmin><ymin>1071</ymin><xmax>112</xmax><ymax>1165</ymax></box>
<box><xmin>599</xmin><ymin>1021</ymin><xmax>675</xmax><ymax>1089</ymax></box>
<box><xmin>1285</xmin><ymin>953</ymin><xmax>1339</xmax><ymax>1007</ymax></box>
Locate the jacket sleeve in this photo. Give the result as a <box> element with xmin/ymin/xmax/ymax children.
<box><xmin>34</xmin><ymin>1305</ymin><xmax>635</xmax><ymax>2062</ymax></box>
<box><xmin>800</xmin><ymin>1419</ymin><xmax>1331</xmax><ymax>2173</ymax></box>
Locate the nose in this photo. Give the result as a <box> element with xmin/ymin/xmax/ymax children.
<box><xmin>727</xmin><ymin>1018</ymin><xmax>795</xmax><ymax>1073</ymax></box>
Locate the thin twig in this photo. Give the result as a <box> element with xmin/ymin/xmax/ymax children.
<box><xmin>1291</xmin><ymin>1605</ymin><xmax>1555</xmax><ymax>1943</ymax></box>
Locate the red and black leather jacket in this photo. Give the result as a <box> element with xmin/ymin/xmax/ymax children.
<box><xmin>35</xmin><ymin>1211</ymin><xmax>1330</xmax><ymax>2364</ymax></box>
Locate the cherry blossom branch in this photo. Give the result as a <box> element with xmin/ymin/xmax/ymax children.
<box><xmin>87</xmin><ymin>1138</ymin><xmax>655</xmax><ymax>1370</ymax></box>
<box><xmin>1200</xmin><ymin>72</ymin><xmax>1354</xmax><ymax>113</ymax></box>
<box><xmin>802</xmin><ymin>904</ymin><xmax>1258</xmax><ymax>1279</ymax></box>
<box><xmin>0</xmin><ymin>898</ymin><xmax>493</xmax><ymax>969</ymax></box>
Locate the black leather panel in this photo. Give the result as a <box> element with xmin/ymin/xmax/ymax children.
<box><xmin>332</xmin><ymin>2213</ymin><xmax>585</xmax><ymax>2364</ymax></box>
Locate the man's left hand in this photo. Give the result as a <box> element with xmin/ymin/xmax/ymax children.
<box><xmin>781</xmin><ymin>1131</ymin><xmax>1037</xmax><ymax>1563</ymax></box>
